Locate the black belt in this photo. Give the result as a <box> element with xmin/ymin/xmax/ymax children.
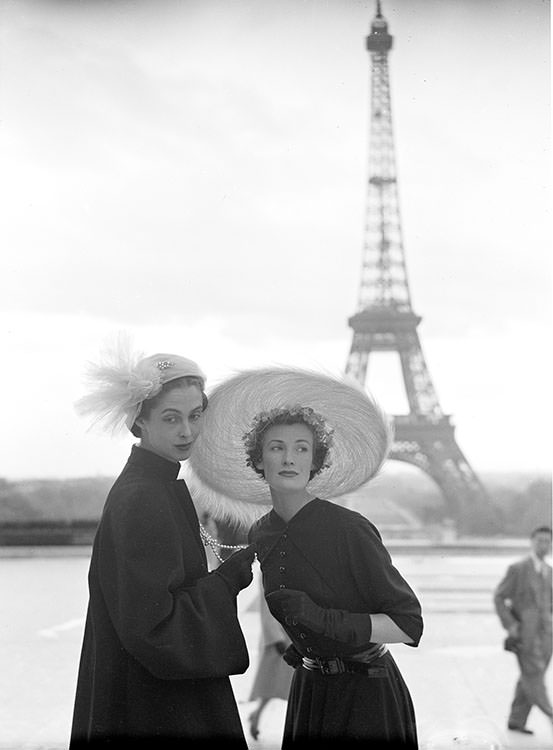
<box><xmin>302</xmin><ymin>645</ymin><xmax>388</xmax><ymax>676</ymax></box>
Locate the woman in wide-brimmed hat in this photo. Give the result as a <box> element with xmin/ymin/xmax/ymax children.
<box><xmin>70</xmin><ymin>339</ymin><xmax>254</xmax><ymax>748</ymax></box>
<box><xmin>189</xmin><ymin>367</ymin><xmax>423</xmax><ymax>748</ymax></box>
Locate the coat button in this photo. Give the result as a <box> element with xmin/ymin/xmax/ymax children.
<box><xmin>280</xmin><ymin>550</ymin><xmax>286</xmax><ymax>557</ymax></box>
<box><xmin>306</xmin><ymin>647</ymin><xmax>313</xmax><ymax>654</ymax></box>
<box><xmin>300</xmin><ymin>632</ymin><xmax>307</xmax><ymax>639</ymax></box>
<box><xmin>279</xmin><ymin>584</ymin><xmax>286</xmax><ymax>589</ymax></box>
<box><xmin>279</xmin><ymin>566</ymin><xmax>286</xmax><ymax>573</ymax></box>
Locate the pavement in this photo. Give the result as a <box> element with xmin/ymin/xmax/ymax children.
<box><xmin>0</xmin><ymin>547</ymin><xmax>551</xmax><ymax>749</ymax></box>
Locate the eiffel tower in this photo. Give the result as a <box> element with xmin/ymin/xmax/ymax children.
<box><xmin>345</xmin><ymin>1</ymin><xmax>491</xmax><ymax>535</ymax></box>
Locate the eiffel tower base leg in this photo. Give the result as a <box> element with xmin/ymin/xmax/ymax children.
<box><xmin>392</xmin><ymin>422</ymin><xmax>497</xmax><ymax>536</ymax></box>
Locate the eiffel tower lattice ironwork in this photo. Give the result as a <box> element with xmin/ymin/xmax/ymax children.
<box><xmin>345</xmin><ymin>2</ymin><xmax>490</xmax><ymax>534</ymax></box>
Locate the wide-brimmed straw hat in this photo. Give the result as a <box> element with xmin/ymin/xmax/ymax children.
<box><xmin>186</xmin><ymin>367</ymin><xmax>392</xmax><ymax>527</ymax></box>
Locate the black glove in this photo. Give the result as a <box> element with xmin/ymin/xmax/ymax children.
<box><xmin>266</xmin><ymin>589</ymin><xmax>326</xmax><ymax>632</ymax></box>
<box><xmin>266</xmin><ymin>589</ymin><xmax>372</xmax><ymax>646</ymax></box>
<box><xmin>282</xmin><ymin>643</ymin><xmax>303</xmax><ymax>668</ymax></box>
<box><xmin>504</xmin><ymin>635</ymin><xmax>521</xmax><ymax>654</ymax></box>
<box><xmin>214</xmin><ymin>545</ymin><xmax>255</xmax><ymax>596</ymax></box>
<box><xmin>274</xmin><ymin>640</ymin><xmax>287</xmax><ymax>656</ymax></box>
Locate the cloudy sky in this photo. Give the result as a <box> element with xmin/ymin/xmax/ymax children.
<box><xmin>0</xmin><ymin>0</ymin><xmax>550</xmax><ymax>480</ymax></box>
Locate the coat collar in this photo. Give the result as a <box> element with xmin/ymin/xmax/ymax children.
<box><xmin>126</xmin><ymin>444</ymin><xmax>181</xmax><ymax>481</ymax></box>
<box><xmin>253</xmin><ymin>498</ymin><xmax>322</xmax><ymax>562</ymax></box>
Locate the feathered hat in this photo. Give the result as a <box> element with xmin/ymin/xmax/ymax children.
<box><xmin>75</xmin><ymin>337</ymin><xmax>206</xmax><ymax>433</ymax></box>
<box><xmin>186</xmin><ymin>367</ymin><xmax>392</xmax><ymax>528</ymax></box>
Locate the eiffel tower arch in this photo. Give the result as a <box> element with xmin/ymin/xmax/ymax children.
<box><xmin>345</xmin><ymin>2</ymin><xmax>493</xmax><ymax>535</ymax></box>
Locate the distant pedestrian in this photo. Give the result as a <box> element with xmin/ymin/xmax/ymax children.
<box><xmin>70</xmin><ymin>342</ymin><xmax>255</xmax><ymax>747</ymax></box>
<box><xmin>494</xmin><ymin>525</ymin><xmax>553</xmax><ymax>735</ymax></box>
<box><xmin>248</xmin><ymin>581</ymin><xmax>292</xmax><ymax>740</ymax></box>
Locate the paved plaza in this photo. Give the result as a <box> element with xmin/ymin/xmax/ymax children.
<box><xmin>0</xmin><ymin>547</ymin><xmax>551</xmax><ymax>749</ymax></box>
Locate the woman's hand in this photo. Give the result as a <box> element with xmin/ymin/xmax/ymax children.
<box><xmin>214</xmin><ymin>545</ymin><xmax>256</xmax><ymax>595</ymax></box>
<box><xmin>266</xmin><ymin>590</ymin><xmax>413</xmax><ymax>646</ymax></box>
<box><xmin>267</xmin><ymin>589</ymin><xmax>375</xmax><ymax>645</ymax></box>
<box><xmin>265</xmin><ymin>589</ymin><xmax>326</xmax><ymax>632</ymax></box>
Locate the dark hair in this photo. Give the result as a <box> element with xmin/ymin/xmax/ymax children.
<box><xmin>244</xmin><ymin>411</ymin><xmax>331</xmax><ymax>482</ymax></box>
<box><xmin>531</xmin><ymin>526</ymin><xmax>552</xmax><ymax>538</ymax></box>
<box><xmin>130</xmin><ymin>376</ymin><xmax>208</xmax><ymax>437</ymax></box>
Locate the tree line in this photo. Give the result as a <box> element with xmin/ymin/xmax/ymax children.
<box><xmin>0</xmin><ymin>472</ymin><xmax>550</xmax><ymax>538</ymax></box>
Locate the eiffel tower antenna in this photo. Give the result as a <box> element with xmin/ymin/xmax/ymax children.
<box><xmin>345</xmin><ymin>1</ymin><xmax>492</xmax><ymax>534</ymax></box>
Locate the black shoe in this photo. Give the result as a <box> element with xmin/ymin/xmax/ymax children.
<box><xmin>508</xmin><ymin>724</ymin><xmax>534</xmax><ymax>734</ymax></box>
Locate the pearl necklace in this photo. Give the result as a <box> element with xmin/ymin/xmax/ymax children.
<box><xmin>199</xmin><ymin>523</ymin><xmax>248</xmax><ymax>564</ymax></box>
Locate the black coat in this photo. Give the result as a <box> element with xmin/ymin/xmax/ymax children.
<box><xmin>250</xmin><ymin>498</ymin><xmax>423</xmax><ymax>747</ymax></box>
<box><xmin>70</xmin><ymin>446</ymin><xmax>249</xmax><ymax>748</ymax></box>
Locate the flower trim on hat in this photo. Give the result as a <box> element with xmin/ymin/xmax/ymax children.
<box><xmin>243</xmin><ymin>405</ymin><xmax>334</xmax><ymax>478</ymax></box>
<box><xmin>129</xmin><ymin>372</ymin><xmax>163</xmax><ymax>403</ymax></box>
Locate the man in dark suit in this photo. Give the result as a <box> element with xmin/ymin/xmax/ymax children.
<box><xmin>494</xmin><ymin>526</ymin><xmax>552</xmax><ymax>734</ymax></box>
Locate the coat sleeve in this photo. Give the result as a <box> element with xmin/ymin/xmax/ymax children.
<box><xmin>493</xmin><ymin>563</ymin><xmax>519</xmax><ymax>630</ymax></box>
<box><xmin>96</xmin><ymin>482</ymin><xmax>249</xmax><ymax>680</ymax></box>
<box><xmin>339</xmin><ymin>517</ymin><xmax>423</xmax><ymax>647</ymax></box>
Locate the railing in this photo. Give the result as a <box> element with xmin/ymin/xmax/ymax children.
<box><xmin>0</xmin><ymin>521</ymin><xmax>98</xmax><ymax>546</ymax></box>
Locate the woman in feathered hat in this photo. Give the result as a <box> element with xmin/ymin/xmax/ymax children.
<box><xmin>69</xmin><ymin>341</ymin><xmax>255</xmax><ymax>748</ymax></box>
<box><xmin>189</xmin><ymin>367</ymin><xmax>423</xmax><ymax>748</ymax></box>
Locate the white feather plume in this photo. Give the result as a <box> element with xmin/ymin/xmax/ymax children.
<box><xmin>75</xmin><ymin>333</ymin><xmax>147</xmax><ymax>434</ymax></box>
<box><xmin>182</xmin><ymin>463</ymin><xmax>271</xmax><ymax>530</ymax></box>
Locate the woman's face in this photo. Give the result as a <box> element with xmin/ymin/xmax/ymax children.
<box><xmin>257</xmin><ymin>422</ymin><xmax>315</xmax><ymax>493</ymax></box>
<box><xmin>136</xmin><ymin>384</ymin><xmax>203</xmax><ymax>463</ymax></box>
